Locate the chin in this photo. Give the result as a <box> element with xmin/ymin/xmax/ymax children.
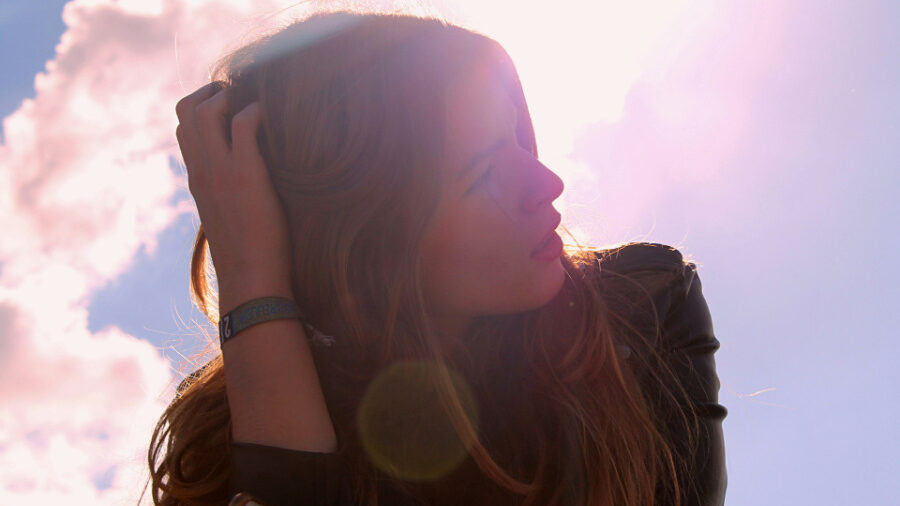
<box><xmin>521</xmin><ymin>258</ymin><xmax>567</xmax><ymax>311</ymax></box>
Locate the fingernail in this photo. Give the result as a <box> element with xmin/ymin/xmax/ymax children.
<box><xmin>228</xmin><ymin>492</ymin><xmax>264</xmax><ymax>506</ymax></box>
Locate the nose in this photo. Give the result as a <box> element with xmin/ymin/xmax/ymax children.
<box><xmin>522</xmin><ymin>157</ymin><xmax>565</xmax><ymax>213</ymax></box>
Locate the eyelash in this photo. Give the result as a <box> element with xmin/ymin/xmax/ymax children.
<box><xmin>466</xmin><ymin>165</ymin><xmax>494</xmax><ymax>194</ymax></box>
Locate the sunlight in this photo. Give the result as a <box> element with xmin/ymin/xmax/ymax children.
<box><xmin>436</xmin><ymin>0</ymin><xmax>707</xmax><ymax>243</ymax></box>
<box><xmin>449</xmin><ymin>0</ymin><xmax>694</xmax><ymax>158</ymax></box>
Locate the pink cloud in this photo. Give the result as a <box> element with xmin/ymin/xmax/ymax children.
<box><xmin>561</xmin><ymin>2</ymin><xmax>790</xmax><ymax>244</ymax></box>
<box><xmin>0</xmin><ymin>0</ymin><xmax>293</xmax><ymax>503</ymax></box>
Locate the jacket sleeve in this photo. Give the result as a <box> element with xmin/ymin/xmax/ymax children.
<box><xmin>656</xmin><ymin>256</ymin><xmax>728</xmax><ymax>506</ymax></box>
<box><xmin>228</xmin><ymin>441</ymin><xmax>348</xmax><ymax>505</ymax></box>
<box><xmin>174</xmin><ymin>363</ymin><xmax>351</xmax><ymax>505</ymax></box>
<box><xmin>596</xmin><ymin>242</ymin><xmax>728</xmax><ymax>506</ymax></box>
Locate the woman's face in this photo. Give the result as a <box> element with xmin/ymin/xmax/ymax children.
<box><xmin>420</xmin><ymin>63</ymin><xmax>566</xmax><ymax>339</ymax></box>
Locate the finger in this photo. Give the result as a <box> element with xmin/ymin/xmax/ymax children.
<box><xmin>175</xmin><ymin>80</ymin><xmax>226</xmax><ymax>124</ymax></box>
<box><xmin>175</xmin><ymin>123</ymin><xmax>192</xmax><ymax>171</ymax></box>
<box><xmin>176</xmin><ymin>123</ymin><xmax>207</xmax><ymax>198</ymax></box>
<box><xmin>176</xmin><ymin>120</ymin><xmax>209</xmax><ymax>190</ymax></box>
<box><xmin>175</xmin><ymin>81</ymin><xmax>226</xmax><ymax>178</ymax></box>
<box><xmin>231</xmin><ymin>102</ymin><xmax>266</xmax><ymax>174</ymax></box>
<box><xmin>194</xmin><ymin>88</ymin><xmax>232</xmax><ymax>160</ymax></box>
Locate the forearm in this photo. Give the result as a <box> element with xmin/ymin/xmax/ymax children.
<box><xmin>175</xmin><ymin>81</ymin><xmax>337</xmax><ymax>455</ymax></box>
<box><xmin>220</xmin><ymin>282</ymin><xmax>338</xmax><ymax>453</ymax></box>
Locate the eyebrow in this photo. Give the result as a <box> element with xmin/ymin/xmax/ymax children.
<box><xmin>456</xmin><ymin>138</ymin><xmax>507</xmax><ymax>182</ymax></box>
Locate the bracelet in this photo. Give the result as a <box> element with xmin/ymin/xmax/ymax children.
<box><xmin>218</xmin><ymin>296</ymin><xmax>306</xmax><ymax>347</ymax></box>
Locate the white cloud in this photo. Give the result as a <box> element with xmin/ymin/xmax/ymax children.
<box><xmin>0</xmin><ymin>0</ymin><xmax>294</xmax><ymax>503</ymax></box>
<box><xmin>558</xmin><ymin>2</ymin><xmax>789</xmax><ymax>244</ymax></box>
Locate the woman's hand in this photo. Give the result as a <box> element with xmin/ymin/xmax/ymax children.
<box><xmin>175</xmin><ymin>82</ymin><xmax>293</xmax><ymax>310</ymax></box>
<box><xmin>175</xmin><ymin>83</ymin><xmax>338</xmax><ymax>454</ymax></box>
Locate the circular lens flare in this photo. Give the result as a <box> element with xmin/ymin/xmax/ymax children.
<box><xmin>357</xmin><ymin>359</ymin><xmax>479</xmax><ymax>482</ymax></box>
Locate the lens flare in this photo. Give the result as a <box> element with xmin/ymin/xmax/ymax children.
<box><xmin>356</xmin><ymin>359</ymin><xmax>479</xmax><ymax>482</ymax></box>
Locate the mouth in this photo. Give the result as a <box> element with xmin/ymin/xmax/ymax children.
<box><xmin>533</xmin><ymin>232</ymin><xmax>555</xmax><ymax>252</ymax></box>
<box><xmin>531</xmin><ymin>231</ymin><xmax>563</xmax><ymax>262</ymax></box>
<box><xmin>531</xmin><ymin>212</ymin><xmax>562</xmax><ymax>255</ymax></box>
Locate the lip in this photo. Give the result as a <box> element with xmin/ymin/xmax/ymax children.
<box><xmin>531</xmin><ymin>211</ymin><xmax>562</xmax><ymax>255</ymax></box>
<box><xmin>531</xmin><ymin>232</ymin><xmax>563</xmax><ymax>262</ymax></box>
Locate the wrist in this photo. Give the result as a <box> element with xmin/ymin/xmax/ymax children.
<box><xmin>219</xmin><ymin>296</ymin><xmax>305</xmax><ymax>348</ymax></box>
<box><xmin>217</xmin><ymin>276</ymin><xmax>294</xmax><ymax>315</ymax></box>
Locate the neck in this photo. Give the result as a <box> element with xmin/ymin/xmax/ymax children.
<box><xmin>428</xmin><ymin>311</ymin><xmax>474</xmax><ymax>342</ymax></box>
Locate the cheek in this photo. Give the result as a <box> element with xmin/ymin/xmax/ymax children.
<box><xmin>424</xmin><ymin>221</ymin><xmax>520</xmax><ymax>307</ymax></box>
<box><xmin>427</xmin><ymin>203</ymin><xmax>509</xmax><ymax>271</ymax></box>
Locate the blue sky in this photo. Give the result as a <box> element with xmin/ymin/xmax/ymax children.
<box><xmin>0</xmin><ymin>0</ymin><xmax>208</xmax><ymax>361</ymax></box>
<box><xmin>0</xmin><ymin>2</ymin><xmax>192</xmax><ymax>340</ymax></box>
<box><xmin>0</xmin><ymin>1</ymin><xmax>70</xmax><ymax>129</ymax></box>
<box><xmin>0</xmin><ymin>1</ymin><xmax>897</xmax><ymax>504</ymax></box>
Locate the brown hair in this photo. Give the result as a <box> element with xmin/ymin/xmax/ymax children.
<box><xmin>145</xmin><ymin>10</ymin><xmax>700</xmax><ymax>506</ymax></box>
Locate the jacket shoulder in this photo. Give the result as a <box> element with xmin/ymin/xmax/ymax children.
<box><xmin>591</xmin><ymin>241</ymin><xmax>687</xmax><ymax>276</ymax></box>
<box><xmin>582</xmin><ymin>242</ymin><xmax>712</xmax><ymax>357</ymax></box>
<box><xmin>580</xmin><ymin>242</ymin><xmax>689</xmax><ymax>310</ymax></box>
<box><xmin>585</xmin><ymin>242</ymin><xmax>728</xmax><ymax>504</ymax></box>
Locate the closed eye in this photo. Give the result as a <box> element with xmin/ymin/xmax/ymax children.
<box><xmin>465</xmin><ymin>164</ymin><xmax>494</xmax><ymax>195</ymax></box>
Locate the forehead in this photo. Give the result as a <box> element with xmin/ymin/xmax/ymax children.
<box><xmin>443</xmin><ymin>63</ymin><xmax>517</xmax><ymax>171</ymax></box>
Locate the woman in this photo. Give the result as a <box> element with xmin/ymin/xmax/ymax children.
<box><xmin>146</xmin><ymin>10</ymin><xmax>727</xmax><ymax>506</ymax></box>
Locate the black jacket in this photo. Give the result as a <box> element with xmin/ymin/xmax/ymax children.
<box><xmin>180</xmin><ymin>242</ymin><xmax>728</xmax><ymax>505</ymax></box>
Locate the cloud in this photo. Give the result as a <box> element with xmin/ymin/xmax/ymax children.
<box><xmin>0</xmin><ymin>0</ymin><xmax>292</xmax><ymax>503</ymax></box>
<box><xmin>560</xmin><ymin>1</ymin><xmax>789</xmax><ymax>244</ymax></box>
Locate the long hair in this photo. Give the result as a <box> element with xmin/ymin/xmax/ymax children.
<box><xmin>145</xmin><ymin>10</ymin><xmax>700</xmax><ymax>506</ymax></box>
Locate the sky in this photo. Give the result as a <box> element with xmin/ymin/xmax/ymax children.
<box><xmin>0</xmin><ymin>0</ymin><xmax>897</xmax><ymax>504</ymax></box>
